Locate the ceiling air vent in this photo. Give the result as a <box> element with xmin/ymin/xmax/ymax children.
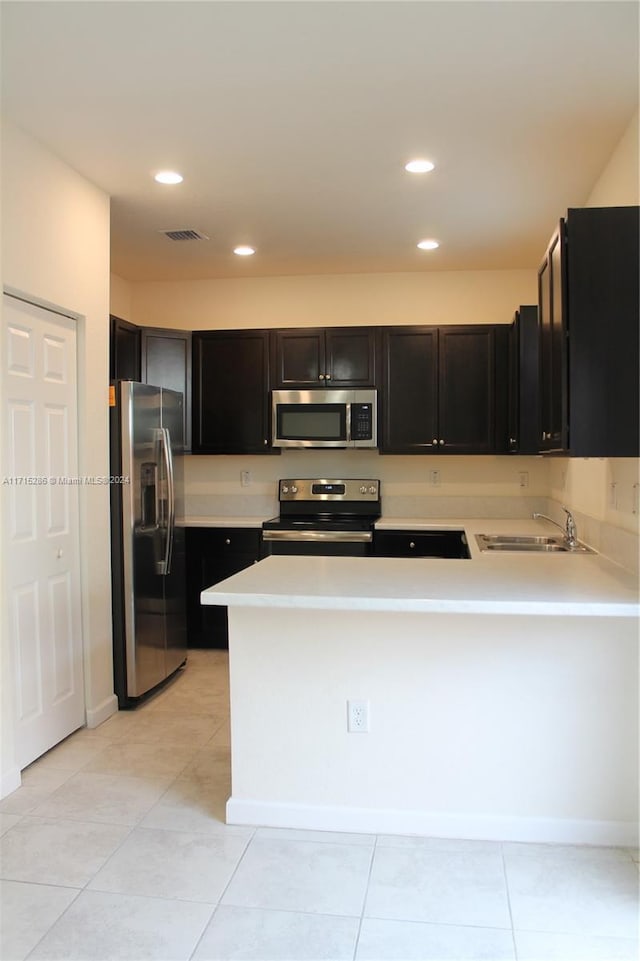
<box><xmin>160</xmin><ymin>229</ymin><xmax>209</xmax><ymax>242</ymax></box>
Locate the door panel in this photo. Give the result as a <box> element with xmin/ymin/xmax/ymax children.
<box><xmin>3</xmin><ymin>294</ymin><xmax>85</xmax><ymax>769</ymax></box>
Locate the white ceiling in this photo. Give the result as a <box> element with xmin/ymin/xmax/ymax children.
<box><xmin>1</xmin><ymin>1</ymin><xmax>637</xmax><ymax>282</ymax></box>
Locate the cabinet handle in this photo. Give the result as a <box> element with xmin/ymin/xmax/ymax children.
<box><xmin>409</xmin><ymin>541</ymin><xmax>416</xmax><ymax>549</ymax></box>
<box><xmin>432</xmin><ymin>438</ymin><xmax>438</xmax><ymax>445</ymax></box>
<box><xmin>325</xmin><ymin>373</ymin><xmax>331</xmax><ymax>380</ymax></box>
<box><xmin>264</xmin><ymin>439</ymin><xmax>268</xmax><ymax>445</ymax></box>
<box><xmin>225</xmin><ymin>538</ymin><xmax>231</xmax><ymax>545</ymax></box>
<box><xmin>439</xmin><ymin>439</ymin><xmax>445</xmax><ymax>446</ymax></box>
<box><xmin>319</xmin><ymin>373</ymin><xmax>325</xmax><ymax>380</ymax></box>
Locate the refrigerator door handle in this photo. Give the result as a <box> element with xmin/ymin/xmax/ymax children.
<box><xmin>159</xmin><ymin>426</ymin><xmax>175</xmax><ymax>575</ymax></box>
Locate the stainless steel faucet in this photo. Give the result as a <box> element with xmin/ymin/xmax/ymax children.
<box><xmin>533</xmin><ymin>506</ymin><xmax>578</xmax><ymax>548</ymax></box>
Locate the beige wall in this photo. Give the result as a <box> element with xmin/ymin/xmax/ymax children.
<box><xmin>110</xmin><ymin>273</ymin><xmax>133</xmax><ymax>322</ymax></box>
<box><xmin>586</xmin><ymin>109</ymin><xmax>639</xmax><ymax>208</ymax></box>
<box><xmin>1</xmin><ymin>121</ymin><xmax>114</xmax><ymax>791</ymax></box>
<box><xmin>125</xmin><ymin>268</ymin><xmax>535</xmax><ymax>331</ymax></box>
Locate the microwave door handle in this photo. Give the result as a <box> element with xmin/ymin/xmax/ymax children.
<box><xmin>346</xmin><ymin>402</ymin><xmax>352</xmax><ymax>445</ymax></box>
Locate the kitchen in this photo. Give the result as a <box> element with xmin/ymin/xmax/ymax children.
<box><xmin>1</xmin><ymin>2</ymin><xmax>639</xmax><ymax>958</ymax></box>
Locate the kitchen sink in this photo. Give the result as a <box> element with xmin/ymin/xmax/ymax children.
<box><xmin>475</xmin><ymin>533</ymin><xmax>595</xmax><ymax>554</ymax></box>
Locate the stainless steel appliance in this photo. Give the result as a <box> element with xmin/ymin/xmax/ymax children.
<box><xmin>272</xmin><ymin>389</ymin><xmax>377</xmax><ymax>448</ymax></box>
<box><xmin>262</xmin><ymin>478</ymin><xmax>381</xmax><ymax>556</ymax></box>
<box><xmin>110</xmin><ymin>381</ymin><xmax>187</xmax><ymax>707</ymax></box>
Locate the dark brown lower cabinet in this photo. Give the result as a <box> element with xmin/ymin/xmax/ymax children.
<box><xmin>373</xmin><ymin>529</ymin><xmax>470</xmax><ymax>559</ymax></box>
<box><xmin>186</xmin><ymin>527</ymin><xmax>261</xmax><ymax>648</ymax></box>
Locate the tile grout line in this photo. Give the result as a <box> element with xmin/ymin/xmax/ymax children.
<box><xmin>351</xmin><ymin>833</ymin><xmax>378</xmax><ymax>960</ymax></box>
<box><xmin>186</xmin><ymin>825</ymin><xmax>257</xmax><ymax>961</ymax></box>
<box><xmin>501</xmin><ymin>842</ymin><xmax>519</xmax><ymax>961</ymax></box>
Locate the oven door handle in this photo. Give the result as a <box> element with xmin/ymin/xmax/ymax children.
<box><xmin>262</xmin><ymin>529</ymin><xmax>373</xmax><ymax>543</ymax></box>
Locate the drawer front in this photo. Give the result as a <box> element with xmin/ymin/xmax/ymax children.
<box><xmin>374</xmin><ymin>530</ymin><xmax>469</xmax><ymax>559</ymax></box>
<box><xmin>192</xmin><ymin>527</ymin><xmax>262</xmax><ymax>555</ymax></box>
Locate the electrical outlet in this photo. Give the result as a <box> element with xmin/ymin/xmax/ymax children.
<box><xmin>347</xmin><ymin>699</ymin><xmax>370</xmax><ymax>733</ymax></box>
<box><xmin>240</xmin><ymin>470</ymin><xmax>251</xmax><ymax>487</ymax></box>
<box><xmin>430</xmin><ymin>470</ymin><xmax>440</xmax><ymax>486</ymax></box>
<box><xmin>518</xmin><ymin>471</ymin><xmax>529</xmax><ymax>489</ymax></box>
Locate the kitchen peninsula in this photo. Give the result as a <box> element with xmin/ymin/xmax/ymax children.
<box><xmin>201</xmin><ymin>522</ymin><xmax>639</xmax><ymax>848</ymax></box>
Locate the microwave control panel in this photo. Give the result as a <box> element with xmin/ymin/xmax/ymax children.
<box><xmin>351</xmin><ymin>403</ymin><xmax>374</xmax><ymax>441</ymax></box>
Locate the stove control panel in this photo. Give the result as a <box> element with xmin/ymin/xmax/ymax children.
<box><xmin>279</xmin><ymin>478</ymin><xmax>380</xmax><ymax>502</ymax></box>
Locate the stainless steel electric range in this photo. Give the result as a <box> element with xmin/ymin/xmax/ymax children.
<box><xmin>261</xmin><ymin>478</ymin><xmax>381</xmax><ymax>557</ymax></box>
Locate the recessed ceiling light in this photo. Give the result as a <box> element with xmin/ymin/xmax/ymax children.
<box><xmin>233</xmin><ymin>245</ymin><xmax>256</xmax><ymax>256</ymax></box>
<box><xmin>417</xmin><ymin>239</ymin><xmax>440</xmax><ymax>250</ymax></box>
<box><xmin>405</xmin><ymin>159</ymin><xmax>435</xmax><ymax>174</ymax></box>
<box><xmin>154</xmin><ymin>170</ymin><xmax>183</xmax><ymax>185</ymax></box>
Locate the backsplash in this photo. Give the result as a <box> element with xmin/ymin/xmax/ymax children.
<box><xmin>183</xmin><ymin>452</ymin><xmax>548</xmax><ymax>520</ymax></box>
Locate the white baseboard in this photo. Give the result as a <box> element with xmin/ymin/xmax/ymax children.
<box><xmin>0</xmin><ymin>766</ymin><xmax>22</xmax><ymax>800</ymax></box>
<box><xmin>226</xmin><ymin>797</ymin><xmax>639</xmax><ymax>848</ymax></box>
<box><xmin>85</xmin><ymin>693</ymin><xmax>119</xmax><ymax>729</ymax></box>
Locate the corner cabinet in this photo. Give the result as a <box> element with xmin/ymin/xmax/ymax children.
<box><xmin>507</xmin><ymin>306</ymin><xmax>539</xmax><ymax>454</ymax></box>
<box><xmin>110</xmin><ymin>315</ymin><xmax>141</xmax><ymax>381</ymax></box>
<box><xmin>538</xmin><ymin>206</ymin><xmax>639</xmax><ymax>457</ymax></box>
<box><xmin>141</xmin><ymin>327</ymin><xmax>192</xmax><ymax>452</ymax></box>
<box><xmin>192</xmin><ymin>330</ymin><xmax>273</xmax><ymax>454</ymax></box>
<box><xmin>380</xmin><ymin>325</ymin><xmax>508</xmax><ymax>454</ymax></box>
<box><xmin>186</xmin><ymin>527</ymin><xmax>262</xmax><ymax>648</ymax></box>
<box><xmin>272</xmin><ymin>327</ymin><xmax>378</xmax><ymax>388</ymax></box>
<box><xmin>538</xmin><ymin>225</ymin><xmax>568</xmax><ymax>452</ymax></box>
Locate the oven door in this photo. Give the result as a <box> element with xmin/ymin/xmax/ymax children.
<box><xmin>261</xmin><ymin>529</ymin><xmax>373</xmax><ymax>557</ymax></box>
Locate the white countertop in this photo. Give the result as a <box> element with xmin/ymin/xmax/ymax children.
<box><xmin>200</xmin><ymin>518</ymin><xmax>639</xmax><ymax>617</ymax></box>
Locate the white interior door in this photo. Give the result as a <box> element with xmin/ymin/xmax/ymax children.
<box><xmin>3</xmin><ymin>293</ymin><xmax>85</xmax><ymax>769</ymax></box>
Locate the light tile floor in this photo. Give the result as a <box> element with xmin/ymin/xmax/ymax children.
<box><xmin>1</xmin><ymin>649</ymin><xmax>638</xmax><ymax>961</ymax></box>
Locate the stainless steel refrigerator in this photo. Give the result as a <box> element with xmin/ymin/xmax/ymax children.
<box><xmin>110</xmin><ymin>381</ymin><xmax>187</xmax><ymax>707</ymax></box>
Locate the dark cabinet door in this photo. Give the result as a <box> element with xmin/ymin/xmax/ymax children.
<box><xmin>566</xmin><ymin>206</ymin><xmax>639</xmax><ymax>457</ymax></box>
<box><xmin>110</xmin><ymin>315</ymin><xmax>141</xmax><ymax>381</ymax></box>
<box><xmin>192</xmin><ymin>330</ymin><xmax>271</xmax><ymax>453</ymax></box>
<box><xmin>325</xmin><ymin>328</ymin><xmax>378</xmax><ymax>386</ymax></box>
<box><xmin>538</xmin><ymin>222</ymin><xmax>568</xmax><ymax>452</ymax></box>
<box><xmin>272</xmin><ymin>329</ymin><xmax>325</xmax><ymax>386</ymax></box>
<box><xmin>272</xmin><ymin>327</ymin><xmax>378</xmax><ymax>387</ymax></box>
<box><xmin>186</xmin><ymin>528</ymin><xmax>261</xmax><ymax>649</ymax></box>
<box><xmin>438</xmin><ymin>326</ymin><xmax>507</xmax><ymax>454</ymax></box>
<box><xmin>381</xmin><ymin>326</ymin><xmax>507</xmax><ymax>454</ymax></box>
<box><xmin>141</xmin><ymin>327</ymin><xmax>192</xmax><ymax>452</ymax></box>
<box><xmin>507</xmin><ymin>306</ymin><xmax>539</xmax><ymax>454</ymax></box>
<box><xmin>380</xmin><ymin>327</ymin><xmax>438</xmax><ymax>453</ymax></box>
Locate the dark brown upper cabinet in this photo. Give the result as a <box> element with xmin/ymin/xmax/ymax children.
<box><xmin>538</xmin><ymin>224</ymin><xmax>568</xmax><ymax>453</ymax></box>
<box><xmin>381</xmin><ymin>325</ymin><xmax>508</xmax><ymax>455</ymax></box>
<box><xmin>507</xmin><ymin>306</ymin><xmax>539</xmax><ymax>454</ymax></box>
<box><xmin>192</xmin><ymin>330</ymin><xmax>273</xmax><ymax>454</ymax></box>
<box><xmin>110</xmin><ymin>315</ymin><xmax>141</xmax><ymax>382</ymax></box>
<box><xmin>538</xmin><ymin>206</ymin><xmax>639</xmax><ymax>457</ymax></box>
<box><xmin>141</xmin><ymin>327</ymin><xmax>192</xmax><ymax>452</ymax></box>
<box><xmin>272</xmin><ymin>327</ymin><xmax>378</xmax><ymax>388</ymax></box>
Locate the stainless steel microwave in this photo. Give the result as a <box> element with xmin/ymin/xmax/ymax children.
<box><xmin>272</xmin><ymin>389</ymin><xmax>378</xmax><ymax>449</ymax></box>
